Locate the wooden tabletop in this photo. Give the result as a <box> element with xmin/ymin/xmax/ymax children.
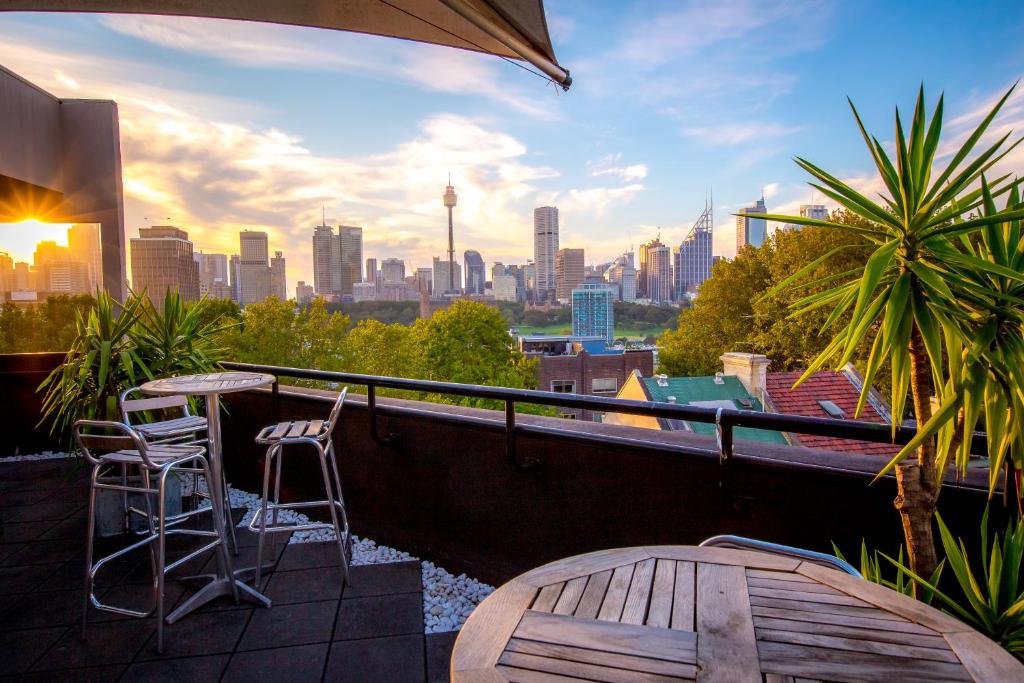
<box><xmin>141</xmin><ymin>371</ymin><xmax>275</xmax><ymax>396</ymax></box>
<box><xmin>451</xmin><ymin>546</ymin><xmax>1023</xmax><ymax>683</ymax></box>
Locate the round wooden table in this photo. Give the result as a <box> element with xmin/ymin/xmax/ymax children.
<box><xmin>140</xmin><ymin>371</ymin><xmax>276</xmax><ymax>622</ymax></box>
<box><xmin>451</xmin><ymin>546</ymin><xmax>1023</xmax><ymax>682</ymax></box>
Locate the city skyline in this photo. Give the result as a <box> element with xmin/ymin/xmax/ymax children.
<box><xmin>0</xmin><ymin>3</ymin><xmax>1021</xmax><ymax>289</ymax></box>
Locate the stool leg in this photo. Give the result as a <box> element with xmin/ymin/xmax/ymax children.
<box><xmin>223</xmin><ymin>475</ymin><xmax>238</xmax><ymax>555</ymax></box>
<box><xmin>140</xmin><ymin>468</ymin><xmax>159</xmax><ymax>588</ymax></box>
<box><xmin>156</xmin><ymin>467</ymin><xmax>169</xmax><ymax>654</ymax></box>
<box><xmin>81</xmin><ymin>464</ymin><xmax>100</xmax><ymax>641</ymax></box>
<box><xmin>316</xmin><ymin>443</ymin><xmax>349</xmax><ymax>585</ymax></box>
<box><xmin>326</xmin><ymin>441</ymin><xmax>352</xmax><ymax>561</ymax></box>
<box><xmin>255</xmin><ymin>445</ymin><xmax>275</xmax><ymax>589</ymax></box>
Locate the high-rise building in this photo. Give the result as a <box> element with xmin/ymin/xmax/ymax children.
<box><xmin>555</xmin><ymin>248</ymin><xmax>585</xmax><ymax>302</ymax></box>
<box><xmin>675</xmin><ymin>199</ymin><xmax>714</xmax><ymax>295</ymax></box>
<box><xmin>339</xmin><ymin>226</ymin><xmax>362</xmax><ymax>296</ymax></box>
<box><xmin>238</xmin><ymin>230</ymin><xmax>272</xmax><ymax>305</ymax></box>
<box><xmin>295</xmin><ymin>281</ymin><xmax>314</xmax><ymax>304</ymax></box>
<box><xmin>432</xmin><ymin>256</ymin><xmax>461</xmax><ymax>297</ymax></box>
<box><xmin>606</xmin><ymin>252</ymin><xmax>637</xmax><ymax>302</ymax></box>
<box><xmin>492</xmin><ymin>274</ymin><xmax>519</xmax><ymax>302</ymax></box>
<box><xmin>491</xmin><ymin>262</ymin><xmax>506</xmax><ymax>280</ymax></box>
<box><xmin>194</xmin><ymin>252</ymin><xmax>231</xmax><ymax>299</ymax></box>
<box><xmin>365</xmin><ymin>257</ymin><xmax>380</xmax><ymax>285</ymax></box>
<box><xmin>463</xmin><ymin>249</ymin><xmax>485</xmax><ymax>295</ymax></box>
<box><xmin>572</xmin><ymin>283</ymin><xmax>616</xmax><ymax>344</ymax></box>
<box><xmin>783</xmin><ymin>204</ymin><xmax>828</xmax><ymax>232</ymax></box>
<box><xmin>736</xmin><ymin>196</ymin><xmax>768</xmax><ymax>250</ymax></box>
<box><xmin>352</xmin><ymin>281</ymin><xmax>376</xmax><ymax>302</ymax></box>
<box><xmin>13</xmin><ymin>261</ymin><xmax>33</xmax><ymax>291</ymax></box>
<box><xmin>229</xmin><ymin>255</ymin><xmax>240</xmax><ymax>302</ymax></box>
<box><xmin>533</xmin><ymin>206</ymin><xmax>559</xmax><ymax>302</ymax></box>
<box><xmin>381</xmin><ymin>258</ymin><xmax>405</xmax><ymax>284</ymax></box>
<box><xmin>312</xmin><ymin>223</ymin><xmax>341</xmax><ymax>296</ymax></box>
<box><xmin>0</xmin><ymin>252</ymin><xmax>12</xmax><ymax>294</ymax></box>
<box><xmin>443</xmin><ymin>180</ymin><xmax>458</xmax><ymax>293</ymax></box>
<box><xmin>270</xmin><ymin>250</ymin><xmax>287</xmax><ymax>300</ymax></box>
<box><xmin>67</xmin><ymin>224</ymin><xmax>102</xmax><ymax>293</ymax></box>
<box><xmin>415</xmin><ymin>267</ymin><xmax>432</xmax><ymax>295</ymax></box>
<box><xmin>645</xmin><ymin>241</ymin><xmax>672</xmax><ymax>303</ymax></box>
<box><xmin>32</xmin><ymin>240</ymin><xmax>89</xmax><ymax>295</ymax></box>
<box><xmin>130</xmin><ymin>226</ymin><xmax>199</xmax><ymax>308</ymax></box>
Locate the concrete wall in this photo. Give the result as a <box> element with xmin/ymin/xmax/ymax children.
<box><xmin>0</xmin><ymin>65</ymin><xmax>126</xmax><ymax>299</ymax></box>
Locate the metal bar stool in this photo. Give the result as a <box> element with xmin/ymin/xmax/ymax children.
<box><xmin>249</xmin><ymin>388</ymin><xmax>352</xmax><ymax>588</ymax></box>
<box><xmin>75</xmin><ymin>420</ymin><xmax>238</xmax><ymax>653</ymax></box>
<box><xmin>120</xmin><ymin>387</ymin><xmax>238</xmax><ymax>553</ymax></box>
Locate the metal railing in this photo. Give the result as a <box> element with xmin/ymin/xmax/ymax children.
<box><xmin>221</xmin><ymin>361</ymin><xmax>990</xmax><ymax>487</ymax></box>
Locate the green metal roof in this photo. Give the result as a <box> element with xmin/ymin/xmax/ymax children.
<box><xmin>640</xmin><ymin>375</ymin><xmax>788</xmax><ymax>445</ymax></box>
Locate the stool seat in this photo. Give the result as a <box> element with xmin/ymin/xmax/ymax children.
<box><xmin>257</xmin><ymin>419</ymin><xmax>325</xmax><ymax>443</ymax></box>
<box><xmin>134</xmin><ymin>416</ymin><xmax>208</xmax><ymax>439</ymax></box>
<box><xmin>100</xmin><ymin>443</ymin><xmax>206</xmax><ymax>465</ymax></box>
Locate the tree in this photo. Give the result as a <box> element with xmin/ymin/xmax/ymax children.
<box><xmin>762</xmin><ymin>85</ymin><xmax>1024</xmax><ymax>576</ymax></box>
<box><xmin>658</xmin><ymin>246</ymin><xmax>772</xmax><ymax>375</ymax></box>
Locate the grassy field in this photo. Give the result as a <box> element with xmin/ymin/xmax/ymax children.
<box><xmin>519</xmin><ymin>323</ymin><xmax>667</xmax><ymax>339</ymax></box>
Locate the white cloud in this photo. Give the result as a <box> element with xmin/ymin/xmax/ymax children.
<box><xmin>683</xmin><ymin>122</ymin><xmax>802</xmax><ymax>146</ymax></box>
<box><xmin>586</xmin><ymin>153</ymin><xmax>648</xmax><ymax>181</ymax></box>
<box><xmin>540</xmin><ymin>184</ymin><xmax>646</xmax><ymax>222</ymax></box>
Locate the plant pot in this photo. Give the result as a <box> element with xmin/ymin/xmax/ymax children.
<box><xmin>94</xmin><ymin>473</ymin><xmax>183</xmax><ymax>538</ymax></box>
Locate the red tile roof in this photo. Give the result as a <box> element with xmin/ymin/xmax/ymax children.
<box><xmin>764</xmin><ymin>370</ymin><xmax>901</xmax><ymax>457</ymax></box>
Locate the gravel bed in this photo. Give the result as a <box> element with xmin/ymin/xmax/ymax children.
<box><xmin>1</xmin><ymin>456</ymin><xmax>492</xmax><ymax>633</ymax></box>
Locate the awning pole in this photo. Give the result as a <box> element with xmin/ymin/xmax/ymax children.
<box><xmin>437</xmin><ymin>0</ymin><xmax>571</xmax><ymax>90</ymax></box>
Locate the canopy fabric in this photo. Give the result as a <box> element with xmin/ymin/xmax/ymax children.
<box><xmin>1</xmin><ymin>0</ymin><xmax>570</xmax><ymax>87</ymax></box>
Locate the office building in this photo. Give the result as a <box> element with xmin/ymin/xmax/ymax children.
<box><xmin>238</xmin><ymin>230</ymin><xmax>272</xmax><ymax>306</ymax></box>
<box><xmin>352</xmin><ymin>281</ymin><xmax>376</xmax><ymax>302</ymax></box>
<box><xmin>606</xmin><ymin>252</ymin><xmax>637</xmax><ymax>302</ymax></box>
<box><xmin>637</xmin><ymin>237</ymin><xmax>663</xmax><ymax>299</ymax></box>
<box><xmin>675</xmin><ymin>200</ymin><xmax>714</xmax><ymax>294</ymax></box>
<box><xmin>295</xmin><ymin>281</ymin><xmax>314</xmax><ymax>304</ymax></box>
<box><xmin>339</xmin><ymin>226</ymin><xmax>362</xmax><ymax>296</ymax></box>
<box><xmin>533</xmin><ymin>206</ymin><xmax>559</xmax><ymax>302</ymax></box>
<box><xmin>736</xmin><ymin>196</ymin><xmax>768</xmax><ymax>250</ymax></box>
<box><xmin>229</xmin><ymin>255</ymin><xmax>240</xmax><ymax>302</ymax></box>
<box><xmin>572</xmin><ymin>282</ymin><xmax>615</xmax><ymax>344</ymax></box>
<box><xmin>555</xmin><ymin>248</ymin><xmax>585</xmax><ymax>302</ymax></box>
<box><xmin>639</xmin><ymin>238</ymin><xmax>671</xmax><ymax>303</ymax></box>
<box><xmin>312</xmin><ymin>223</ymin><xmax>341</xmax><ymax>296</ymax></box>
<box><xmin>492</xmin><ymin>274</ymin><xmax>518</xmax><ymax>302</ymax></box>
<box><xmin>0</xmin><ymin>252</ymin><xmax>12</xmax><ymax>294</ymax></box>
<box><xmin>365</xmin><ymin>257</ymin><xmax>380</xmax><ymax>285</ymax></box>
<box><xmin>415</xmin><ymin>267</ymin><xmax>432</xmax><ymax>295</ymax></box>
<box><xmin>381</xmin><ymin>257</ymin><xmax>405</xmax><ymax>284</ymax></box>
<box><xmin>194</xmin><ymin>251</ymin><xmax>231</xmax><ymax>299</ymax></box>
<box><xmin>130</xmin><ymin>226</ymin><xmax>200</xmax><ymax>308</ymax></box>
<box><xmin>491</xmin><ymin>262</ymin><xmax>506</xmax><ymax>280</ymax></box>
<box><xmin>464</xmin><ymin>249</ymin><xmax>485</xmax><ymax>295</ymax></box>
<box><xmin>67</xmin><ymin>223</ymin><xmax>102</xmax><ymax>293</ymax></box>
<box><xmin>432</xmin><ymin>256</ymin><xmax>462</xmax><ymax>297</ymax></box>
<box><xmin>31</xmin><ymin>240</ymin><xmax>89</xmax><ymax>295</ymax></box>
<box><xmin>271</xmin><ymin>250</ymin><xmax>287</xmax><ymax>300</ymax></box>
<box><xmin>783</xmin><ymin>204</ymin><xmax>829</xmax><ymax>232</ymax></box>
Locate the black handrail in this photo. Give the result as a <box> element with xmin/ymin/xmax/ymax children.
<box><xmin>220</xmin><ymin>361</ymin><xmax>989</xmax><ymax>468</ymax></box>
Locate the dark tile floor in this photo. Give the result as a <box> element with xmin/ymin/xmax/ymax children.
<box><xmin>0</xmin><ymin>460</ymin><xmax>455</xmax><ymax>682</ymax></box>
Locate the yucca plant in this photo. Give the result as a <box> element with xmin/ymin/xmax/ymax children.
<box><xmin>133</xmin><ymin>289</ymin><xmax>235</xmax><ymax>379</ymax></box>
<box><xmin>894</xmin><ymin>510</ymin><xmax>1024</xmax><ymax>659</ymax></box>
<box><xmin>38</xmin><ymin>290</ymin><xmax>150</xmax><ymax>443</ymax></box>
<box><xmin>761</xmin><ymin>84</ymin><xmax>1024</xmax><ymax>576</ymax></box>
<box><xmin>833</xmin><ymin>540</ymin><xmax>943</xmax><ymax>605</ymax></box>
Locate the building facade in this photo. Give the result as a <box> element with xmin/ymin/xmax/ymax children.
<box><xmin>533</xmin><ymin>206</ymin><xmax>559</xmax><ymax>302</ymax></box>
<box><xmin>194</xmin><ymin>251</ymin><xmax>231</xmax><ymax>299</ymax></box>
<box><xmin>675</xmin><ymin>202</ymin><xmax>713</xmax><ymax>295</ymax></box>
<box><xmin>643</xmin><ymin>241</ymin><xmax>672</xmax><ymax>303</ymax></box>
<box><xmin>554</xmin><ymin>247</ymin><xmax>584</xmax><ymax>302</ymax></box>
<box><xmin>381</xmin><ymin>257</ymin><xmax>405</xmax><ymax>284</ymax></box>
<box><xmin>312</xmin><ymin>223</ymin><xmax>340</xmax><ymax>296</ymax></box>
<box><xmin>270</xmin><ymin>250</ymin><xmax>287</xmax><ymax>300</ymax></box>
<box><xmin>238</xmin><ymin>230</ymin><xmax>272</xmax><ymax>306</ymax></box>
<box><xmin>492</xmin><ymin>274</ymin><xmax>518</xmax><ymax>302</ymax></box>
<box><xmin>736</xmin><ymin>196</ymin><xmax>768</xmax><ymax>250</ymax></box>
<box><xmin>463</xmin><ymin>249</ymin><xmax>485</xmax><ymax>295</ymax></box>
<box><xmin>415</xmin><ymin>267</ymin><xmax>432</xmax><ymax>295</ymax></box>
<box><xmin>339</xmin><ymin>226</ymin><xmax>362</xmax><ymax>296</ymax></box>
<box><xmin>130</xmin><ymin>226</ymin><xmax>199</xmax><ymax>308</ymax></box>
<box><xmin>67</xmin><ymin>223</ymin><xmax>102</xmax><ymax>293</ymax></box>
<box><xmin>295</xmin><ymin>280</ymin><xmax>314</xmax><ymax>304</ymax></box>
<box><xmin>432</xmin><ymin>256</ymin><xmax>462</xmax><ymax>297</ymax></box>
<box><xmin>572</xmin><ymin>283</ymin><xmax>615</xmax><ymax>344</ymax></box>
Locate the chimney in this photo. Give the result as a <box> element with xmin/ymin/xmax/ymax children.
<box><xmin>720</xmin><ymin>352</ymin><xmax>770</xmax><ymax>397</ymax></box>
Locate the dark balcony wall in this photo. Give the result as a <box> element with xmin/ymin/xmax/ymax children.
<box><xmin>0</xmin><ymin>352</ymin><xmax>65</xmax><ymax>455</ymax></box>
<box><xmin>220</xmin><ymin>386</ymin><xmax>996</xmax><ymax>586</ymax></box>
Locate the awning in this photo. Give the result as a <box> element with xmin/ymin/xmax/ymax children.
<box><xmin>1</xmin><ymin>0</ymin><xmax>571</xmax><ymax>89</ymax></box>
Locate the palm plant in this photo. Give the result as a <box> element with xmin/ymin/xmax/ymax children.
<box><xmin>133</xmin><ymin>289</ymin><xmax>235</xmax><ymax>379</ymax></box>
<box><xmin>761</xmin><ymin>84</ymin><xmax>1024</xmax><ymax>576</ymax></box>
<box><xmin>833</xmin><ymin>540</ymin><xmax>943</xmax><ymax>604</ymax></box>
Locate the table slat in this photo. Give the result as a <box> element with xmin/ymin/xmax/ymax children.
<box><xmin>532</xmin><ymin>583</ymin><xmax>564</xmax><ymax>613</ymax></box>
<box><xmin>573</xmin><ymin>569</ymin><xmax>612</xmax><ymax>620</ymax></box>
<box><xmin>597</xmin><ymin>564</ymin><xmax>634</xmax><ymax>622</ymax></box>
<box><xmin>695</xmin><ymin>563</ymin><xmax>760</xmax><ymax>683</ymax></box>
<box><xmin>498</xmin><ymin>651</ymin><xmax>688</xmax><ymax>683</ymax></box>
<box><xmin>646</xmin><ymin>559</ymin><xmax>675</xmax><ymax>629</ymax></box>
<box><xmin>757</xmin><ymin>640</ymin><xmax>972</xmax><ymax>682</ymax></box>
<box><xmin>671</xmin><ymin>561</ymin><xmax>695</xmax><ymax>632</ymax></box>
<box><xmin>621</xmin><ymin>558</ymin><xmax>656</xmax><ymax>625</ymax></box>
<box><xmin>514</xmin><ymin>610</ymin><xmax>696</xmax><ymax>663</ymax></box>
<box><xmin>506</xmin><ymin>638</ymin><xmax>698</xmax><ymax>679</ymax></box>
<box><xmin>552</xmin><ymin>576</ymin><xmax>588</xmax><ymax>616</ymax></box>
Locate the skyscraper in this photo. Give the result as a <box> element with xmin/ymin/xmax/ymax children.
<box><xmin>229</xmin><ymin>254</ymin><xmax>240</xmax><ymax>302</ymax></box>
<box><xmin>365</xmin><ymin>257</ymin><xmax>379</xmax><ymax>285</ymax></box>
<box><xmin>295</xmin><ymin>281</ymin><xmax>314</xmax><ymax>304</ymax></box>
<box><xmin>463</xmin><ymin>249</ymin><xmax>485</xmax><ymax>295</ymax></box>
<box><xmin>339</xmin><ymin>226</ymin><xmax>362</xmax><ymax>296</ymax></box>
<box><xmin>492</xmin><ymin>275</ymin><xmax>518</xmax><ymax>302</ymax></box>
<box><xmin>533</xmin><ymin>206</ymin><xmax>559</xmax><ymax>302</ymax></box>
<box><xmin>572</xmin><ymin>283</ymin><xmax>615</xmax><ymax>344</ymax></box>
<box><xmin>443</xmin><ymin>180</ymin><xmax>458</xmax><ymax>293</ymax></box>
<box><xmin>432</xmin><ymin>256</ymin><xmax>461</xmax><ymax>297</ymax></box>
<box><xmin>33</xmin><ymin>240</ymin><xmax>89</xmax><ymax>295</ymax></box>
<box><xmin>194</xmin><ymin>251</ymin><xmax>231</xmax><ymax>299</ymax></box>
<box><xmin>130</xmin><ymin>226</ymin><xmax>199</xmax><ymax>308</ymax></box>
<box><xmin>270</xmin><ymin>250</ymin><xmax>287</xmax><ymax>300</ymax></box>
<box><xmin>381</xmin><ymin>257</ymin><xmax>405</xmax><ymax>284</ymax></box>
<box><xmin>555</xmin><ymin>248</ymin><xmax>585</xmax><ymax>302</ymax></box>
<box><xmin>67</xmin><ymin>223</ymin><xmax>102</xmax><ymax>293</ymax></box>
<box><xmin>606</xmin><ymin>252</ymin><xmax>637</xmax><ymax>302</ymax></box>
<box><xmin>415</xmin><ymin>267</ymin><xmax>432</xmax><ymax>295</ymax></box>
<box><xmin>312</xmin><ymin>223</ymin><xmax>340</xmax><ymax>296</ymax></box>
<box><xmin>675</xmin><ymin>199</ymin><xmax>714</xmax><ymax>295</ymax></box>
<box><xmin>736</xmin><ymin>196</ymin><xmax>768</xmax><ymax>250</ymax></box>
<box><xmin>644</xmin><ymin>241</ymin><xmax>672</xmax><ymax>303</ymax></box>
<box><xmin>238</xmin><ymin>230</ymin><xmax>272</xmax><ymax>305</ymax></box>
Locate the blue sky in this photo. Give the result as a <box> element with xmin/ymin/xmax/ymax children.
<box><xmin>1</xmin><ymin>1</ymin><xmax>1022</xmax><ymax>289</ymax></box>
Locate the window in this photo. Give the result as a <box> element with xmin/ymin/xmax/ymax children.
<box><xmin>551</xmin><ymin>380</ymin><xmax>576</xmax><ymax>393</ymax></box>
<box><xmin>592</xmin><ymin>377</ymin><xmax>617</xmax><ymax>393</ymax></box>
<box><xmin>818</xmin><ymin>400</ymin><xmax>846</xmax><ymax>418</ymax></box>
<box><xmin>558</xmin><ymin>412</ymin><xmax>578</xmax><ymax>419</ymax></box>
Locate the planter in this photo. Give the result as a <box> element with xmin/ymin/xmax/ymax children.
<box><xmin>94</xmin><ymin>473</ymin><xmax>183</xmax><ymax>537</ymax></box>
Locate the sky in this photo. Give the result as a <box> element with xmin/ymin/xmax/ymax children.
<box><xmin>1</xmin><ymin>1</ymin><xmax>1023</xmax><ymax>292</ymax></box>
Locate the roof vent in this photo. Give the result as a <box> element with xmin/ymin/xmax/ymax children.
<box><xmin>656</xmin><ymin>374</ymin><xmax>668</xmax><ymax>387</ymax></box>
<box><xmin>818</xmin><ymin>400</ymin><xmax>846</xmax><ymax>418</ymax></box>
<box><xmin>737</xmin><ymin>398</ymin><xmax>753</xmax><ymax>408</ymax></box>
<box><xmin>713</xmin><ymin>372</ymin><xmax>725</xmax><ymax>385</ymax></box>
<box><xmin>666</xmin><ymin>396</ymin><xmax>677</xmax><ymax>403</ymax></box>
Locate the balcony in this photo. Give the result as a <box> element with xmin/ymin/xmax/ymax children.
<box><xmin>0</xmin><ymin>352</ymin><xmax>1004</xmax><ymax>681</ymax></box>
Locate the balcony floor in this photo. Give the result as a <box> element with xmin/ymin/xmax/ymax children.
<box><xmin>0</xmin><ymin>459</ymin><xmax>454</xmax><ymax>682</ymax></box>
